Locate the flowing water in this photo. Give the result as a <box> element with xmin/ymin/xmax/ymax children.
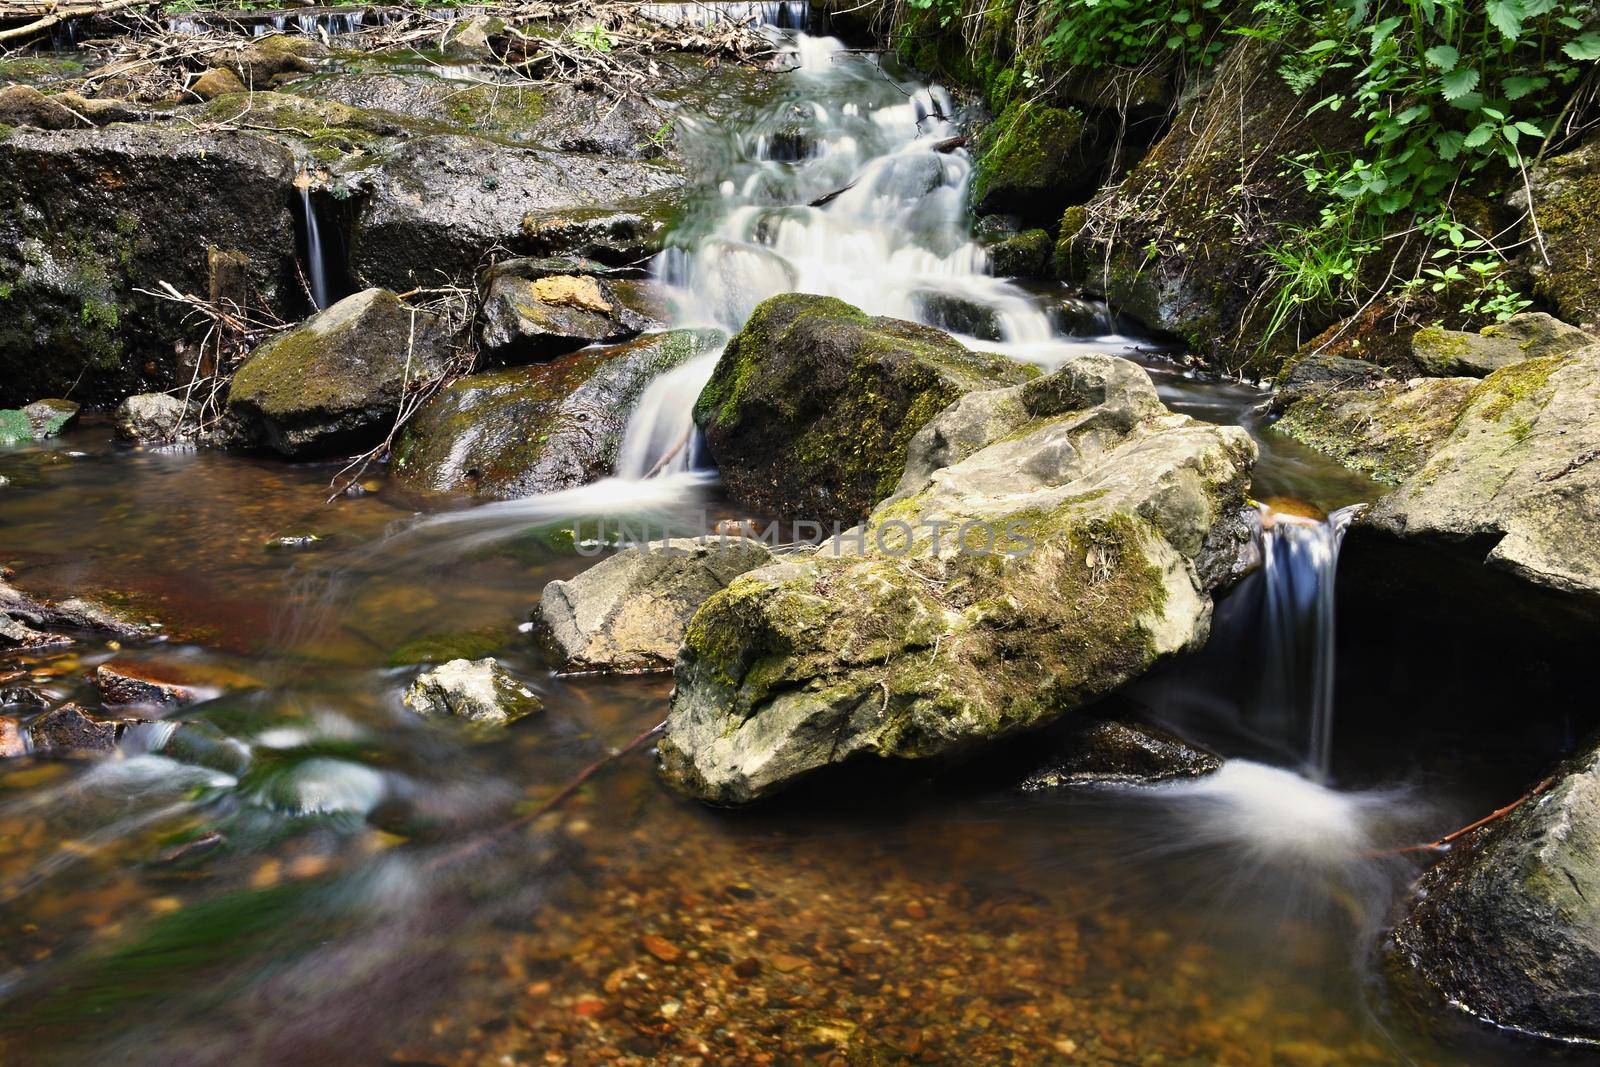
<box><xmin>0</xmin><ymin>30</ymin><xmax>1566</xmax><ymax>1067</ymax></box>
<box><xmin>295</xmin><ymin>172</ymin><xmax>333</xmax><ymax>312</ymax></box>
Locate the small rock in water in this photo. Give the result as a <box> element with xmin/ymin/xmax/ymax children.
<box><xmin>1017</xmin><ymin>718</ymin><xmax>1222</xmax><ymax>790</ymax></box>
<box><xmin>0</xmin><ymin>475</ymin><xmax>9</xmax><ymax>488</ymax></box>
<box><xmin>114</xmin><ymin>393</ymin><xmax>194</xmax><ymax>445</ymax></box>
<box><xmin>154</xmin><ymin>831</ymin><xmax>227</xmax><ymax>867</ymax></box>
<box><xmin>0</xmin><ymin>399</ymin><xmax>80</xmax><ymax>445</ymax></box>
<box><xmin>0</xmin><ymin>686</ymin><xmax>50</xmax><ymax>709</ymax></box>
<box><xmin>29</xmin><ymin>703</ymin><xmax>117</xmax><ymax>755</ymax></box>
<box><xmin>0</xmin><ymin>616</ymin><xmax>69</xmax><ymax>651</ymax></box>
<box><xmin>403</xmin><ymin>658</ymin><xmax>542</xmax><ymax>726</ymax></box>
<box><xmin>95</xmin><ymin>663</ymin><xmax>198</xmax><ymax>709</ymax></box>
<box><xmin>0</xmin><ymin>716</ymin><xmax>28</xmax><ymax>758</ymax></box>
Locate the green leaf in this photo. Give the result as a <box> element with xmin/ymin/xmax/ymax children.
<box><xmin>1563</xmin><ymin>32</ymin><xmax>1600</xmax><ymax>61</ymax></box>
<box><xmin>1305</xmin><ymin>39</ymin><xmax>1338</xmax><ymax>54</ymax></box>
<box><xmin>1486</xmin><ymin>0</ymin><xmax>1524</xmax><ymax>40</ymax></box>
<box><xmin>1447</xmin><ymin>90</ymin><xmax>1484</xmax><ymax>112</ymax></box>
<box><xmin>1463</xmin><ymin>122</ymin><xmax>1496</xmax><ymax>149</ymax></box>
<box><xmin>1395</xmin><ymin>104</ymin><xmax>1429</xmax><ymax>125</ymax></box>
<box><xmin>1500</xmin><ymin>75</ymin><xmax>1545</xmax><ymax>100</ymax></box>
<box><xmin>1514</xmin><ymin>120</ymin><xmax>1546</xmax><ymax>137</ymax></box>
<box><xmin>1441</xmin><ymin>67</ymin><xmax>1480</xmax><ymax>100</ymax></box>
<box><xmin>1423</xmin><ymin>44</ymin><xmax>1459</xmax><ymax>70</ymax></box>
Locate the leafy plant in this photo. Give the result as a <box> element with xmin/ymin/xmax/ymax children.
<box><xmin>1040</xmin><ymin>0</ymin><xmax>1232</xmax><ymax>69</ymax></box>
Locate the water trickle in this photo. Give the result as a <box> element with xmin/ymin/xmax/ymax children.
<box><xmin>295</xmin><ymin>170</ymin><xmax>332</xmax><ymax>311</ymax></box>
<box><xmin>1255</xmin><ymin>501</ymin><xmax>1361</xmax><ymax>782</ymax></box>
<box><xmin>615</xmin><ymin>352</ymin><xmax>721</xmax><ymax>480</ymax></box>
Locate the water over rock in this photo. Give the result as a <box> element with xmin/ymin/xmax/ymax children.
<box><xmin>660</xmin><ymin>355</ymin><xmax>1256</xmax><ymax>804</ymax></box>
<box><xmin>695</xmin><ymin>293</ymin><xmax>1035</xmax><ymax>526</ymax></box>
<box><xmin>403</xmin><ymin>658</ymin><xmax>542</xmax><ymax>726</ymax></box>
<box><xmin>0</xmin><ymin>123</ymin><xmax>298</xmax><ymax>406</ymax></box>
<box><xmin>1387</xmin><ymin>742</ymin><xmax>1600</xmax><ymax>1045</ymax></box>
<box><xmin>536</xmin><ymin>537</ymin><xmax>775</xmax><ymax>674</ymax></box>
<box><xmin>392</xmin><ymin>329</ymin><xmax>720</xmax><ymax>500</ymax></box>
<box><xmin>227</xmin><ymin>288</ymin><xmax>453</xmax><ymax>457</ymax></box>
<box><xmin>478</xmin><ymin>258</ymin><xmax>654</xmax><ymax>361</ymax></box>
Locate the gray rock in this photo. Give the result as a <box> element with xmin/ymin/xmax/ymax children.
<box><xmin>1273</xmin><ymin>350</ymin><xmax>1391</xmax><ymax>402</ymax></box>
<box><xmin>392</xmin><ymin>329</ymin><xmax>720</xmax><ymax>500</ymax></box>
<box><xmin>1018</xmin><ymin>718</ymin><xmax>1222</xmax><ymax>789</ymax></box>
<box><xmin>1510</xmin><ymin>136</ymin><xmax>1600</xmax><ymax>331</ymax></box>
<box><xmin>1</xmin><ymin>577</ymin><xmax>152</xmax><ymax>640</ymax></box>
<box><xmin>660</xmin><ymin>355</ymin><xmax>1256</xmax><ymax>804</ymax></box>
<box><xmin>29</xmin><ymin>704</ymin><xmax>117</xmax><ymax>754</ymax></box>
<box><xmin>1411</xmin><ymin>314</ymin><xmax>1594</xmax><ymax>378</ymax></box>
<box><xmin>227</xmin><ymin>288</ymin><xmax>453</xmax><ymax>457</ymax></box>
<box><xmin>114</xmin><ymin>393</ymin><xmax>193</xmax><ymax>444</ymax></box>
<box><xmin>342</xmin><ymin>134</ymin><xmax>682</xmax><ymax>290</ymax></box>
<box><xmin>1387</xmin><ymin>743</ymin><xmax>1600</xmax><ymax>1045</ymax></box>
<box><xmin>0</xmin><ymin>615</ymin><xmax>67</xmax><ymax>651</ymax></box>
<box><xmin>1273</xmin><ymin>376</ymin><xmax>1477</xmax><ymax>486</ymax></box>
<box><xmin>537</xmin><ymin>537</ymin><xmax>774</xmax><ymax>674</ymax></box>
<box><xmin>0</xmin><ymin>123</ymin><xmax>297</xmax><ymax>407</ymax></box>
<box><xmin>402</xmin><ymin>658</ymin><xmax>542</xmax><ymax>725</ymax></box>
<box><xmin>478</xmin><ymin>262</ymin><xmax>653</xmax><ymax>361</ymax></box>
<box><xmin>694</xmin><ymin>293</ymin><xmax>1036</xmax><ymax>527</ymax></box>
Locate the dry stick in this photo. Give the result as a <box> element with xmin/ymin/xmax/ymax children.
<box><xmin>0</xmin><ymin>0</ymin><xmax>145</xmax><ymax>45</ymax></box>
<box><xmin>428</xmin><ymin>720</ymin><xmax>666</xmax><ymax>872</ymax></box>
<box><xmin>1372</xmin><ymin>775</ymin><xmax>1557</xmax><ymax>858</ymax></box>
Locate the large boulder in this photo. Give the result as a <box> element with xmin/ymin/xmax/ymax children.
<box><xmin>1387</xmin><ymin>743</ymin><xmax>1600</xmax><ymax>1045</ymax></box>
<box><xmin>227</xmin><ymin>288</ymin><xmax>453</xmax><ymax>457</ymax></box>
<box><xmin>660</xmin><ymin>355</ymin><xmax>1256</xmax><ymax>804</ymax></box>
<box><xmin>0</xmin><ymin>124</ymin><xmax>298</xmax><ymax>406</ymax></box>
<box><xmin>694</xmin><ymin>294</ymin><xmax>1035</xmax><ymax>526</ymax></box>
<box><xmin>970</xmin><ymin>100</ymin><xmax>1096</xmax><ymax>225</ymax></box>
<box><xmin>392</xmin><ymin>329</ymin><xmax>719</xmax><ymax>499</ymax></box>
<box><xmin>536</xmin><ymin>537</ymin><xmax>774</xmax><ymax>674</ymax></box>
<box><xmin>1410</xmin><ymin>314</ymin><xmax>1594</xmax><ymax>378</ymax></box>
<box><xmin>341</xmin><ymin>134</ymin><xmax>682</xmax><ymax>290</ymax></box>
<box><xmin>478</xmin><ymin>259</ymin><xmax>652</xmax><ymax>361</ymax></box>
<box><xmin>1511</xmin><ymin>136</ymin><xmax>1600</xmax><ymax>332</ymax></box>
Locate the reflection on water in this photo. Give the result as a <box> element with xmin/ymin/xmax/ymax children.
<box><xmin>0</xmin><ymin>33</ymin><xmax>1552</xmax><ymax>1067</ymax></box>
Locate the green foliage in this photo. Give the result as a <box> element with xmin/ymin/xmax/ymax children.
<box><xmin>1040</xmin><ymin>0</ymin><xmax>1232</xmax><ymax>68</ymax></box>
<box><xmin>1260</xmin><ymin>0</ymin><xmax>1597</xmax><ymax>337</ymax></box>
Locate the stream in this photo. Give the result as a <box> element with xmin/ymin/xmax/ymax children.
<box><xmin>0</xmin><ymin>24</ymin><xmax>1567</xmax><ymax>1067</ymax></box>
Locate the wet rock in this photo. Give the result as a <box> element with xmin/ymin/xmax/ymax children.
<box><xmin>95</xmin><ymin>663</ymin><xmax>198</xmax><ymax>709</ymax></box>
<box><xmin>29</xmin><ymin>703</ymin><xmax>117</xmax><ymax>754</ymax></box>
<box><xmin>1359</xmin><ymin>345</ymin><xmax>1600</xmax><ymax>622</ymax></box>
<box><xmin>661</xmin><ymin>355</ymin><xmax>1256</xmax><ymax>804</ymax></box>
<box><xmin>911</xmin><ymin>291</ymin><xmax>1003</xmax><ymax>341</ymax></box>
<box><xmin>227</xmin><ymin>288</ymin><xmax>453</xmax><ymax>457</ymax></box>
<box><xmin>0</xmin><ymin>687</ymin><xmax>49</xmax><ymax>710</ymax></box>
<box><xmin>0</xmin><ymin>84</ymin><xmax>84</xmax><ymax>130</ymax></box>
<box><xmin>1387</xmin><ymin>743</ymin><xmax>1600</xmax><ymax>1044</ymax></box>
<box><xmin>479</xmin><ymin>260</ymin><xmax>652</xmax><ymax>361</ymax></box>
<box><xmin>0</xmin><ymin>716</ymin><xmax>27</xmax><ymax>758</ymax></box>
<box><xmin>536</xmin><ymin>537</ymin><xmax>775</xmax><ymax>674</ymax></box>
<box><xmin>0</xmin><ymin>615</ymin><xmax>68</xmax><ymax>651</ymax></box>
<box><xmin>0</xmin><ymin>399</ymin><xmax>79</xmax><ymax>445</ymax></box>
<box><xmin>114</xmin><ymin>393</ymin><xmax>193</xmax><ymax>444</ymax></box>
<box><xmin>1017</xmin><ymin>718</ymin><xmax>1221</xmax><ymax>790</ymax></box>
<box><xmin>971</xmin><ymin>100</ymin><xmax>1095</xmax><ymax>224</ymax></box>
<box><xmin>393</xmin><ymin>329</ymin><xmax>720</xmax><ymax>500</ymax></box>
<box><xmin>403</xmin><ymin>658</ymin><xmax>542</xmax><ymax>726</ymax></box>
<box><xmin>0</xmin><ymin>123</ymin><xmax>298</xmax><ymax>406</ymax></box>
<box><xmin>263</xmin><ymin>533</ymin><xmax>335</xmax><ymax>552</ymax></box>
<box><xmin>190</xmin><ymin>67</ymin><xmax>247</xmax><ymax>101</ymax></box>
<box><xmin>518</xmin><ymin>206</ymin><xmax>675</xmax><ymax>266</ymax></box>
<box><xmin>1511</xmin><ymin>135</ymin><xmax>1600</xmax><ymax>331</ymax></box>
<box><xmin>441</xmin><ymin>13</ymin><xmax>506</xmax><ymax>60</ymax></box>
<box><xmin>1272</xmin><ymin>349</ymin><xmax>1391</xmax><ymax>406</ymax></box>
<box><xmin>217</xmin><ymin>35</ymin><xmax>325</xmax><ymax>84</ymax></box>
<box><xmin>984</xmin><ymin>228</ymin><xmax>1052</xmax><ymax>278</ymax></box>
<box><xmin>694</xmin><ymin>293</ymin><xmax>1034</xmax><ymax>527</ymax></box>
<box><xmin>342</xmin><ymin>134</ymin><xmax>682</xmax><ymax>290</ymax></box>
<box><xmin>1273</xmin><ymin>377</ymin><xmax>1476</xmax><ymax>485</ymax></box>
<box><xmin>1411</xmin><ymin>314</ymin><xmax>1594</xmax><ymax>378</ymax></box>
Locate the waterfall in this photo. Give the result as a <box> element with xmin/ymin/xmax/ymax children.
<box><xmin>1255</xmin><ymin>503</ymin><xmax>1361</xmax><ymax>782</ymax></box>
<box><xmin>615</xmin><ymin>352</ymin><xmax>721</xmax><ymax>480</ymax></box>
<box><xmin>296</xmin><ymin>173</ymin><xmax>332</xmax><ymax>311</ymax></box>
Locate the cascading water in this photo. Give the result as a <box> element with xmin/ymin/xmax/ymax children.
<box><xmin>295</xmin><ymin>171</ymin><xmax>332</xmax><ymax>311</ymax></box>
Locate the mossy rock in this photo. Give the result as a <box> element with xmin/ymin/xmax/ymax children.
<box><xmin>1273</xmin><ymin>377</ymin><xmax>1476</xmax><ymax>485</ymax></box>
<box><xmin>0</xmin><ymin>399</ymin><xmax>79</xmax><ymax>445</ymax></box>
<box><xmin>694</xmin><ymin>293</ymin><xmax>1035</xmax><ymax>526</ymax></box>
<box><xmin>970</xmin><ymin>98</ymin><xmax>1092</xmax><ymax>224</ymax></box>
<box><xmin>985</xmin><ymin>227</ymin><xmax>1052</xmax><ymax>278</ymax></box>
<box><xmin>1515</xmin><ymin>136</ymin><xmax>1600</xmax><ymax>331</ymax></box>
<box><xmin>228</xmin><ymin>288</ymin><xmax>452</xmax><ymax>457</ymax></box>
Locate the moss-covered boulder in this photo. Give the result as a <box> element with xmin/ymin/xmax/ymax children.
<box><xmin>478</xmin><ymin>258</ymin><xmax>653</xmax><ymax>361</ymax></box>
<box><xmin>694</xmin><ymin>294</ymin><xmax>1035</xmax><ymax>526</ymax></box>
<box><xmin>1512</xmin><ymin>136</ymin><xmax>1600</xmax><ymax>331</ymax></box>
<box><xmin>393</xmin><ymin>328</ymin><xmax>720</xmax><ymax>500</ymax></box>
<box><xmin>1273</xmin><ymin>377</ymin><xmax>1476</xmax><ymax>485</ymax></box>
<box><xmin>0</xmin><ymin>124</ymin><xmax>297</xmax><ymax>406</ymax></box>
<box><xmin>984</xmin><ymin>227</ymin><xmax>1052</xmax><ymax>278</ymax></box>
<box><xmin>0</xmin><ymin>399</ymin><xmax>79</xmax><ymax>445</ymax></box>
<box><xmin>228</xmin><ymin>288</ymin><xmax>453</xmax><ymax>457</ymax></box>
<box><xmin>970</xmin><ymin>99</ymin><xmax>1093</xmax><ymax>224</ymax></box>
<box><xmin>1412</xmin><ymin>313</ymin><xmax>1594</xmax><ymax>378</ymax></box>
<box><xmin>660</xmin><ymin>355</ymin><xmax>1256</xmax><ymax>804</ymax></box>
<box><xmin>1387</xmin><ymin>741</ymin><xmax>1600</xmax><ymax>1045</ymax></box>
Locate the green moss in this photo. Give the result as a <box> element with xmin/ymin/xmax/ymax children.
<box><xmin>970</xmin><ymin>99</ymin><xmax>1084</xmax><ymax>210</ymax></box>
<box><xmin>1473</xmin><ymin>353</ymin><xmax>1564</xmax><ymax>424</ymax></box>
<box><xmin>1274</xmin><ymin>378</ymin><xmax>1476</xmax><ymax>485</ymax></box>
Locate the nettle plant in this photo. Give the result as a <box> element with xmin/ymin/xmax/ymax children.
<box><xmin>1262</xmin><ymin>0</ymin><xmax>1600</xmax><ymax>339</ymax></box>
<box><xmin>1040</xmin><ymin>0</ymin><xmax>1232</xmax><ymax>68</ymax></box>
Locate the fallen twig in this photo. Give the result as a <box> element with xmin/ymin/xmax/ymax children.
<box><xmin>1372</xmin><ymin>775</ymin><xmax>1556</xmax><ymax>857</ymax></box>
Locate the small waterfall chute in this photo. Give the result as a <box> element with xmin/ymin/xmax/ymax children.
<box><xmin>295</xmin><ymin>169</ymin><xmax>332</xmax><ymax>311</ymax></box>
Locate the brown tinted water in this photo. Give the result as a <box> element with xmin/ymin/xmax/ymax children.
<box><xmin>0</xmin><ymin>425</ymin><xmax>1565</xmax><ymax>1067</ymax></box>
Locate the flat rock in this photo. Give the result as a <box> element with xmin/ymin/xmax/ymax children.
<box><xmin>536</xmin><ymin>537</ymin><xmax>774</xmax><ymax>674</ymax></box>
<box><xmin>403</xmin><ymin>658</ymin><xmax>542</xmax><ymax>726</ymax></box>
<box><xmin>479</xmin><ymin>262</ymin><xmax>653</xmax><ymax>361</ymax></box>
<box><xmin>29</xmin><ymin>703</ymin><xmax>117</xmax><ymax>755</ymax></box>
<box><xmin>1411</xmin><ymin>314</ymin><xmax>1593</xmax><ymax>378</ymax></box>
<box><xmin>95</xmin><ymin>663</ymin><xmax>199</xmax><ymax>709</ymax></box>
<box><xmin>1017</xmin><ymin>718</ymin><xmax>1222</xmax><ymax>790</ymax></box>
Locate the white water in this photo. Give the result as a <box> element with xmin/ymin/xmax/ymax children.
<box><xmin>297</xmin><ymin>176</ymin><xmax>332</xmax><ymax>311</ymax></box>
